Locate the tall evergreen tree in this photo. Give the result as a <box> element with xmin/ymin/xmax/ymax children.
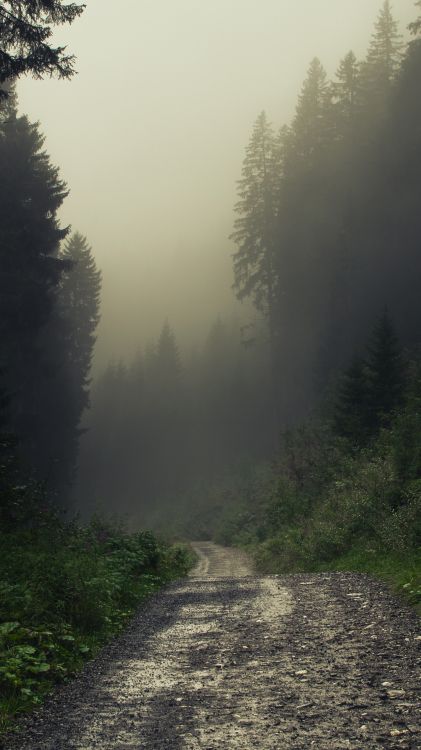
<box><xmin>332</xmin><ymin>51</ymin><xmax>361</xmax><ymax>137</ymax></box>
<box><xmin>0</xmin><ymin>0</ymin><xmax>84</xmax><ymax>97</ymax></box>
<box><xmin>155</xmin><ymin>321</ymin><xmax>180</xmax><ymax>385</ymax></box>
<box><xmin>333</xmin><ymin>356</ymin><xmax>369</xmax><ymax>446</ymax></box>
<box><xmin>360</xmin><ymin>1</ymin><xmax>403</xmax><ymax>116</ymax></box>
<box><xmin>289</xmin><ymin>58</ymin><xmax>332</xmax><ymax>166</ymax></box>
<box><xmin>59</xmin><ymin>232</ymin><xmax>101</xmax><ymax>409</ymax></box>
<box><xmin>0</xmin><ymin>92</ymin><xmax>69</xmax><ymax>477</ymax></box>
<box><xmin>366</xmin><ymin>310</ymin><xmax>404</xmax><ymax>432</ymax></box>
<box><xmin>409</xmin><ymin>0</ymin><xmax>421</xmax><ymax>36</ymax></box>
<box><xmin>41</xmin><ymin>232</ymin><xmax>102</xmax><ymax>490</ymax></box>
<box><xmin>231</xmin><ymin>111</ymin><xmax>280</xmax><ymax>321</ymax></box>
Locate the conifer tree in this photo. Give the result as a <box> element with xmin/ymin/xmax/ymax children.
<box><xmin>0</xmin><ymin>92</ymin><xmax>69</xmax><ymax>476</ymax></box>
<box><xmin>0</xmin><ymin>0</ymin><xmax>84</xmax><ymax>96</ymax></box>
<box><xmin>59</xmin><ymin>232</ymin><xmax>102</xmax><ymax>410</ymax></box>
<box><xmin>365</xmin><ymin>310</ymin><xmax>404</xmax><ymax>431</ymax></box>
<box><xmin>40</xmin><ymin>232</ymin><xmax>102</xmax><ymax>490</ymax></box>
<box><xmin>290</xmin><ymin>58</ymin><xmax>332</xmax><ymax>165</ymax></box>
<box><xmin>332</xmin><ymin>51</ymin><xmax>361</xmax><ymax>137</ymax></box>
<box><xmin>333</xmin><ymin>356</ymin><xmax>369</xmax><ymax>445</ymax></box>
<box><xmin>231</xmin><ymin>111</ymin><xmax>280</xmax><ymax>320</ymax></box>
<box><xmin>155</xmin><ymin>321</ymin><xmax>181</xmax><ymax>394</ymax></box>
<box><xmin>360</xmin><ymin>1</ymin><xmax>403</xmax><ymax>115</ymax></box>
<box><xmin>409</xmin><ymin>0</ymin><xmax>421</xmax><ymax>36</ymax></box>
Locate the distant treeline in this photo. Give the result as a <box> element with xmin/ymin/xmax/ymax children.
<box><xmin>78</xmin><ymin>1</ymin><xmax>421</xmax><ymax>525</ymax></box>
<box><xmin>77</xmin><ymin>319</ymin><xmax>274</xmax><ymax>522</ymax></box>
<box><xmin>231</xmin><ymin>0</ymin><xmax>421</xmax><ymax>423</ymax></box>
<box><xmin>0</xmin><ymin>83</ymin><xmax>101</xmax><ymax>503</ymax></box>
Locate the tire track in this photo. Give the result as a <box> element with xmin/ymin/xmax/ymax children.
<box><xmin>4</xmin><ymin>544</ymin><xmax>420</xmax><ymax>749</ymax></box>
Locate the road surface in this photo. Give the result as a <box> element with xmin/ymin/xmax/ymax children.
<box><xmin>4</xmin><ymin>542</ymin><xmax>420</xmax><ymax>749</ymax></box>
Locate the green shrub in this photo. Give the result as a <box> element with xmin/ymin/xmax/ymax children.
<box><xmin>0</xmin><ymin>513</ymin><xmax>193</xmax><ymax>732</ymax></box>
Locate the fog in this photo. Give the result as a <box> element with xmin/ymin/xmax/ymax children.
<box><xmin>17</xmin><ymin>0</ymin><xmax>415</xmax><ymax>369</ymax></box>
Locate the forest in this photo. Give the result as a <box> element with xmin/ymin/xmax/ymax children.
<box><xmin>79</xmin><ymin>0</ymin><xmax>421</xmax><ymax>542</ymax></box>
<box><xmin>0</xmin><ymin>0</ymin><xmax>421</xmax><ymax>731</ymax></box>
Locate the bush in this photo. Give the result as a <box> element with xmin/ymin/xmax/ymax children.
<box><xmin>0</xmin><ymin>511</ymin><xmax>193</xmax><ymax>732</ymax></box>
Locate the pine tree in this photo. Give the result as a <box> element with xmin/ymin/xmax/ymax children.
<box><xmin>360</xmin><ymin>1</ymin><xmax>403</xmax><ymax>116</ymax></box>
<box><xmin>290</xmin><ymin>58</ymin><xmax>332</xmax><ymax>165</ymax></box>
<box><xmin>0</xmin><ymin>1</ymin><xmax>84</xmax><ymax>97</ymax></box>
<box><xmin>332</xmin><ymin>52</ymin><xmax>362</xmax><ymax>137</ymax></box>
<box><xmin>366</xmin><ymin>310</ymin><xmax>404</xmax><ymax>432</ymax></box>
<box><xmin>59</xmin><ymin>232</ymin><xmax>102</xmax><ymax>409</ymax></box>
<box><xmin>333</xmin><ymin>356</ymin><xmax>370</xmax><ymax>445</ymax></box>
<box><xmin>0</xmin><ymin>94</ymin><xmax>69</xmax><ymax>477</ymax></box>
<box><xmin>155</xmin><ymin>321</ymin><xmax>181</xmax><ymax>392</ymax></box>
<box><xmin>409</xmin><ymin>1</ymin><xmax>421</xmax><ymax>36</ymax></box>
<box><xmin>40</xmin><ymin>232</ymin><xmax>102</xmax><ymax>490</ymax></box>
<box><xmin>231</xmin><ymin>111</ymin><xmax>280</xmax><ymax>319</ymax></box>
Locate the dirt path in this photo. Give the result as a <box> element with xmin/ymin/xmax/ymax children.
<box><xmin>4</xmin><ymin>543</ymin><xmax>420</xmax><ymax>749</ymax></box>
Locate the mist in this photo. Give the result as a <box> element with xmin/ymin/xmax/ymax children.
<box><xmin>2</xmin><ymin>2</ymin><xmax>421</xmax><ymax>736</ymax></box>
<box><xmin>1</xmin><ymin>0</ymin><xmax>420</xmax><ymax>532</ymax></box>
<box><xmin>17</xmin><ymin>0</ymin><xmax>416</xmax><ymax>368</ymax></box>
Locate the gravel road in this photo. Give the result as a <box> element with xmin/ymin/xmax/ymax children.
<box><xmin>4</xmin><ymin>543</ymin><xmax>420</xmax><ymax>749</ymax></box>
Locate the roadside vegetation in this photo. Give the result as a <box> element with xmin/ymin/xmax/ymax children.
<box><xmin>0</xmin><ymin>466</ymin><xmax>194</xmax><ymax>732</ymax></box>
<box><xmin>207</xmin><ymin>315</ymin><xmax>421</xmax><ymax>612</ymax></box>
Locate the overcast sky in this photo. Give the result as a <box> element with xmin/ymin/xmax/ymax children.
<box><xmin>18</xmin><ymin>0</ymin><xmax>416</xmax><ymax>368</ymax></box>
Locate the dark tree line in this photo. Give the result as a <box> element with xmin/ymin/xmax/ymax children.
<box><xmin>0</xmin><ymin>85</ymin><xmax>101</xmax><ymax>501</ymax></box>
<box><xmin>232</xmin><ymin>1</ymin><xmax>421</xmax><ymax>425</ymax></box>
<box><xmin>333</xmin><ymin>310</ymin><xmax>405</xmax><ymax>446</ymax></box>
<box><xmin>76</xmin><ymin>1</ymin><xmax>421</xmax><ymax>527</ymax></box>
<box><xmin>77</xmin><ymin>319</ymin><xmax>274</xmax><ymax>523</ymax></box>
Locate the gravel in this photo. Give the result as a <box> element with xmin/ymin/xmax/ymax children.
<box><xmin>3</xmin><ymin>543</ymin><xmax>420</xmax><ymax>749</ymax></box>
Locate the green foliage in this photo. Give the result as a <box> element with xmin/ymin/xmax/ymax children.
<box><xmin>365</xmin><ymin>310</ymin><xmax>405</xmax><ymax>431</ymax></box>
<box><xmin>216</xmin><ymin>347</ymin><xmax>421</xmax><ymax>613</ymax></box>
<box><xmin>333</xmin><ymin>313</ymin><xmax>405</xmax><ymax>445</ymax></box>
<box><xmin>0</xmin><ymin>511</ymin><xmax>193</xmax><ymax>732</ymax></box>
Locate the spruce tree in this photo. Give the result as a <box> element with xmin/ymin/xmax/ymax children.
<box><xmin>0</xmin><ymin>0</ymin><xmax>84</xmax><ymax>96</ymax></box>
<box><xmin>59</xmin><ymin>232</ymin><xmax>102</xmax><ymax>408</ymax></box>
<box><xmin>231</xmin><ymin>111</ymin><xmax>280</xmax><ymax>319</ymax></box>
<box><xmin>42</xmin><ymin>232</ymin><xmax>102</xmax><ymax>489</ymax></box>
<box><xmin>332</xmin><ymin>52</ymin><xmax>361</xmax><ymax>137</ymax></box>
<box><xmin>0</xmin><ymin>93</ymin><xmax>69</xmax><ymax>477</ymax></box>
<box><xmin>155</xmin><ymin>321</ymin><xmax>181</xmax><ymax>394</ymax></box>
<box><xmin>366</xmin><ymin>310</ymin><xmax>404</xmax><ymax>432</ymax></box>
<box><xmin>409</xmin><ymin>1</ymin><xmax>421</xmax><ymax>36</ymax></box>
<box><xmin>360</xmin><ymin>1</ymin><xmax>403</xmax><ymax>116</ymax></box>
<box><xmin>290</xmin><ymin>58</ymin><xmax>332</xmax><ymax>165</ymax></box>
<box><xmin>333</xmin><ymin>356</ymin><xmax>369</xmax><ymax>446</ymax></box>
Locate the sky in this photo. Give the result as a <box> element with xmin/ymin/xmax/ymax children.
<box><xmin>18</xmin><ymin>0</ymin><xmax>416</xmax><ymax>370</ymax></box>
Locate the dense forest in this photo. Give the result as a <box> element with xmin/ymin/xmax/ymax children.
<box><xmin>0</xmin><ymin>0</ymin><xmax>421</xmax><ymax>729</ymax></box>
<box><xmin>77</xmin><ymin>1</ymin><xmax>421</xmax><ymax>538</ymax></box>
<box><xmin>208</xmin><ymin>0</ymin><xmax>421</xmax><ymax>602</ymax></box>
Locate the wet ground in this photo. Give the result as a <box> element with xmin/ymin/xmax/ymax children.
<box><xmin>3</xmin><ymin>543</ymin><xmax>420</xmax><ymax>749</ymax></box>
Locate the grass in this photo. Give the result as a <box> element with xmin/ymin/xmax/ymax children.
<box><xmin>313</xmin><ymin>547</ymin><xmax>421</xmax><ymax>614</ymax></box>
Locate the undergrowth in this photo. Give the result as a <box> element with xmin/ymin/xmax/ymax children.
<box><xmin>212</xmin><ymin>344</ymin><xmax>421</xmax><ymax>614</ymax></box>
<box><xmin>0</xmin><ymin>496</ymin><xmax>194</xmax><ymax>733</ymax></box>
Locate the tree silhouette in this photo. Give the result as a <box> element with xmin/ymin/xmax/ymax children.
<box><xmin>231</xmin><ymin>111</ymin><xmax>280</xmax><ymax>319</ymax></box>
<box><xmin>409</xmin><ymin>1</ymin><xmax>421</xmax><ymax>36</ymax></box>
<box><xmin>0</xmin><ymin>0</ymin><xmax>84</xmax><ymax>97</ymax></box>
<box><xmin>0</xmin><ymin>93</ymin><xmax>68</xmax><ymax>477</ymax></box>
<box><xmin>366</xmin><ymin>310</ymin><xmax>404</xmax><ymax>432</ymax></box>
